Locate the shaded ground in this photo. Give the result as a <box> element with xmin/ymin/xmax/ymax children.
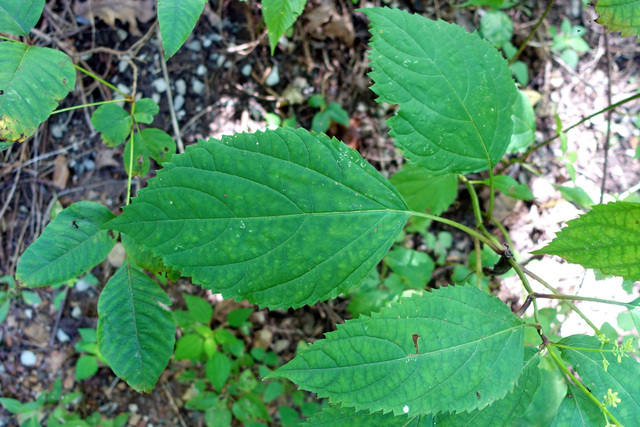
<box><xmin>1</xmin><ymin>0</ymin><xmax>640</xmax><ymax>425</ymax></box>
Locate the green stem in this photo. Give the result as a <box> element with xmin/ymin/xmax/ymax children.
<box><xmin>546</xmin><ymin>346</ymin><xmax>622</xmax><ymax>426</ymax></box>
<box><xmin>484</xmin><ymin>167</ymin><xmax>495</xmax><ymax>225</ymax></box>
<box><xmin>406</xmin><ymin>210</ymin><xmax>502</xmax><ymax>253</ymax></box>
<box><xmin>508</xmin><ymin>0</ymin><xmax>555</xmax><ymax>66</ymax></box>
<box><xmin>52</xmin><ymin>99</ymin><xmax>124</xmax><ymax>115</ymax></box>
<box><xmin>461</xmin><ymin>175</ymin><xmax>484</xmax><ymax>227</ymax></box>
<box><xmin>533</xmin><ymin>293</ymin><xmax>634</xmax><ymax>308</ymax></box>
<box><xmin>473</xmin><ymin>237</ymin><xmax>483</xmax><ymax>289</ymax></box>
<box><xmin>517</xmin><ymin>91</ymin><xmax>640</xmax><ymax>164</ymax></box>
<box><xmin>74</xmin><ymin>64</ymin><xmax>130</xmax><ymax>97</ymax></box>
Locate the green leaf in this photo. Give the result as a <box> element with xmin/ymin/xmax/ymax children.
<box><xmin>482</xmin><ymin>175</ymin><xmax>534</xmax><ymax>200</ymax></box>
<box><xmin>268</xmin><ymin>285</ymin><xmax>525</xmax><ymax>415</ymax></box>
<box><xmin>97</xmin><ymin>263</ymin><xmax>175</xmax><ymax>392</ymax></box>
<box><xmin>0</xmin><ymin>397</ymin><xmax>23</xmax><ymax>414</ymax></box>
<box><xmin>508</xmin><ymin>90</ymin><xmax>536</xmax><ymax>153</ymax></box>
<box><xmin>0</xmin><ymin>43</ymin><xmax>75</xmax><ymax>143</ymax></box>
<box><xmin>174</xmin><ymin>333</ymin><xmax>204</xmax><ymax>360</ymax></box>
<box><xmin>137</xmin><ymin>128</ymin><xmax>176</xmax><ymax>164</ymax></box>
<box><xmin>184</xmin><ymin>294</ymin><xmax>213</xmax><ymax>324</ymax></box>
<box><xmin>227</xmin><ymin>308</ymin><xmax>252</xmax><ymax>327</ymax></box>
<box><xmin>312</xmin><ymin>111</ymin><xmax>331</xmax><ymax>134</ymax></box>
<box><xmin>550</xmin><ymin>384</ymin><xmax>605</xmax><ymax>426</ymax></box>
<box><xmin>435</xmin><ymin>346</ymin><xmax>541</xmax><ymax>426</ymax></box>
<box><xmin>364</xmin><ymin>8</ymin><xmax>517</xmax><ymax>175</ymax></box>
<box><xmin>556</xmin><ymin>185</ymin><xmax>595</xmax><ymax>208</ymax></box>
<box><xmin>384</xmin><ymin>248</ymin><xmax>434</xmax><ymax>288</ymax></box>
<box><xmin>262</xmin><ymin>0</ymin><xmax>307</xmax><ymax>55</ymax></box>
<box><xmin>206</xmin><ymin>352</ymin><xmax>231</xmax><ymax>391</ymax></box>
<box><xmin>325</xmin><ymin>103</ymin><xmax>350</xmax><ymax>126</ymax></box>
<box><xmin>106</xmin><ymin>128</ymin><xmax>409</xmax><ymax>309</ymax></box>
<box><xmin>301</xmin><ymin>405</ymin><xmax>413</xmax><ymax>426</ymax></box>
<box><xmin>16</xmin><ymin>201</ymin><xmax>116</xmax><ymax>287</ymax></box>
<box><xmin>205</xmin><ymin>400</ymin><xmax>232</xmax><ymax>427</ymax></box>
<box><xmin>518</xmin><ymin>356</ymin><xmax>567</xmax><ymax>426</ymax></box>
<box><xmin>0</xmin><ymin>299</ymin><xmax>9</xmax><ymax>324</ymax></box>
<box><xmin>532</xmin><ymin>202</ymin><xmax>640</xmax><ymax>281</ymax></box>
<box><xmin>124</xmin><ymin>134</ymin><xmax>150</xmax><ymax>177</ymax></box>
<box><xmin>558</xmin><ymin>334</ymin><xmax>640</xmax><ymax>424</ymax></box>
<box><xmin>595</xmin><ymin>0</ymin><xmax>640</xmax><ymax>40</ymax></box>
<box><xmin>308</xmin><ymin>94</ymin><xmax>326</xmax><ymax>109</ymax></box>
<box><xmin>75</xmin><ymin>355</ymin><xmax>99</xmax><ymax>381</ymax></box>
<box><xmin>91</xmin><ymin>104</ymin><xmax>132</xmax><ymax>147</ymax></box>
<box><xmin>0</xmin><ymin>0</ymin><xmax>44</xmax><ymax>35</ymax></box>
<box><xmin>122</xmin><ymin>234</ymin><xmax>172</xmax><ymax>274</ymax></box>
<box><xmin>157</xmin><ymin>0</ymin><xmax>207</xmax><ymax>59</ymax></box>
<box><xmin>132</xmin><ymin>98</ymin><xmax>158</xmax><ymax>124</ymax></box>
<box><xmin>389</xmin><ymin>162</ymin><xmax>457</xmax><ymax>216</ymax></box>
<box><xmin>481</xmin><ymin>10</ymin><xmax>513</xmax><ymax>49</ymax></box>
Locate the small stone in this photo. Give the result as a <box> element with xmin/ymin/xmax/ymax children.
<box><xmin>107</xmin><ymin>243</ymin><xmax>126</xmax><ymax>268</ymax></box>
<box><xmin>173</xmin><ymin>95</ymin><xmax>185</xmax><ymax>112</ymax></box>
<box><xmin>196</xmin><ymin>64</ymin><xmax>208</xmax><ymax>76</ymax></box>
<box><xmin>152</xmin><ymin>93</ymin><xmax>161</xmax><ymax>105</ymax></box>
<box><xmin>71</xmin><ymin>306</ymin><xmax>82</xmax><ymax>319</ymax></box>
<box><xmin>191</xmin><ymin>78</ymin><xmax>205</xmax><ymax>95</ymax></box>
<box><xmin>83</xmin><ymin>159</ymin><xmax>95</xmax><ymax>171</ymax></box>
<box><xmin>152</xmin><ymin>78</ymin><xmax>168</xmax><ymax>93</ymax></box>
<box><xmin>128</xmin><ymin>403</ymin><xmax>139</xmax><ymax>414</ymax></box>
<box><xmin>241</xmin><ymin>63</ymin><xmax>252</xmax><ymax>77</ymax></box>
<box><xmin>116</xmin><ymin>83</ymin><xmax>131</xmax><ymax>95</ymax></box>
<box><xmin>118</xmin><ymin>60</ymin><xmax>129</xmax><ymax>73</ymax></box>
<box><xmin>265</xmin><ymin>65</ymin><xmax>280</xmax><ymax>87</ymax></box>
<box><xmin>51</xmin><ymin>123</ymin><xmax>65</xmax><ymax>139</ymax></box>
<box><xmin>56</xmin><ymin>329</ymin><xmax>70</xmax><ymax>343</ymax></box>
<box><xmin>175</xmin><ymin>79</ymin><xmax>187</xmax><ymax>96</ymax></box>
<box><xmin>185</xmin><ymin>39</ymin><xmax>201</xmax><ymax>52</ymax></box>
<box><xmin>24</xmin><ymin>308</ymin><xmax>33</xmax><ymax>319</ymax></box>
<box><xmin>20</xmin><ymin>350</ymin><xmax>37</xmax><ymax>367</ymax></box>
<box><xmin>202</xmin><ymin>38</ymin><xmax>212</xmax><ymax>48</ymax></box>
<box><xmin>273</xmin><ymin>339</ymin><xmax>290</xmax><ymax>354</ymax></box>
<box><xmin>75</xmin><ymin>278</ymin><xmax>91</xmax><ymax>292</ymax></box>
<box><xmin>216</xmin><ymin>54</ymin><xmax>226</xmax><ymax>68</ymax></box>
<box><xmin>116</xmin><ymin>29</ymin><xmax>128</xmax><ymax>41</ymax></box>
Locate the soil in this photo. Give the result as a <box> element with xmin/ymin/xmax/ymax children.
<box><xmin>1</xmin><ymin>0</ymin><xmax>639</xmax><ymax>426</ymax></box>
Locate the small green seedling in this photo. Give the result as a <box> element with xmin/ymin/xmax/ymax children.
<box><xmin>0</xmin><ymin>275</ymin><xmax>41</xmax><ymax>324</ymax></box>
<box><xmin>308</xmin><ymin>94</ymin><xmax>349</xmax><ymax>134</ymax></box>
<box><xmin>549</xmin><ymin>18</ymin><xmax>591</xmax><ymax>69</ymax></box>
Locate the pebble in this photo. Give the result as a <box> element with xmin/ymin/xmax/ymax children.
<box><xmin>118</xmin><ymin>60</ymin><xmax>129</xmax><ymax>73</ymax></box>
<box><xmin>116</xmin><ymin>83</ymin><xmax>131</xmax><ymax>95</ymax></box>
<box><xmin>56</xmin><ymin>329</ymin><xmax>70</xmax><ymax>343</ymax></box>
<box><xmin>185</xmin><ymin>39</ymin><xmax>201</xmax><ymax>52</ymax></box>
<box><xmin>75</xmin><ymin>277</ymin><xmax>91</xmax><ymax>292</ymax></box>
<box><xmin>202</xmin><ymin>38</ymin><xmax>212</xmax><ymax>48</ymax></box>
<box><xmin>128</xmin><ymin>403</ymin><xmax>139</xmax><ymax>414</ymax></box>
<box><xmin>173</xmin><ymin>94</ymin><xmax>185</xmax><ymax>112</ymax></box>
<box><xmin>175</xmin><ymin>79</ymin><xmax>187</xmax><ymax>96</ymax></box>
<box><xmin>116</xmin><ymin>29</ymin><xmax>128</xmax><ymax>42</ymax></box>
<box><xmin>51</xmin><ymin>123</ymin><xmax>64</xmax><ymax>139</ymax></box>
<box><xmin>191</xmin><ymin>78</ymin><xmax>205</xmax><ymax>95</ymax></box>
<box><xmin>216</xmin><ymin>54</ymin><xmax>226</xmax><ymax>68</ymax></box>
<box><xmin>152</xmin><ymin>78</ymin><xmax>168</xmax><ymax>93</ymax></box>
<box><xmin>20</xmin><ymin>350</ymin><xmax>37</xmax><ymax>367</ymax></box>
<box><xmin>241</xmin><ymin>63</ymin><xmax>252</xmax><ymax>77</ymax></box>
<box><xmin>265</xmin><ymin>65</ymin><xmax>280</xmax><ymax>87</ymax></box>
<box><xmin>196</xmin><ymin>64</ymin><xmax>208</xmax><ymax>76</ymax></box>
<box><xmin>83</xmin><ymin>158</ymin><xmax>95</xmax><ymax>171</ymax></box>
<box><xmin>24</xmin><ymin>308</ymin><xmax>33</xmax><ymax>319</ymax></box>
<box><xmin>152</xmin><ymin>93</ymin><xmax>161</xmax><ymax>105</ymax></box>
<box><xmin>71</xmin><ymin>306</ymin><xmax>82</xmax><ymax>319</ymax></box>
<box><xmin>273</xmin><ymin>339</ymin><xmax>290</xmax><ymax>354</ymax></box>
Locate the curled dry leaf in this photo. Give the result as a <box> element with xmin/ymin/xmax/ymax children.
<box><xmin>73</xmin><ymin>0</ymin><xmax>156</xmax><ymax>36</ymax></box>
<box><xmin>52</xmin><ymin>154</ymin><xmax>69</xmax><ymax>189</ymax></box>
<box><xmin>303</xmin><ymin>2</ymin><xmax>355</xmax><ymax>47</ymax></box>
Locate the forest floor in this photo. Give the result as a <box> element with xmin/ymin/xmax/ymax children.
<box><xmin>1</xmin><ymin>0</ymin><xmax>640</xmax><ymax>426</ymax></box>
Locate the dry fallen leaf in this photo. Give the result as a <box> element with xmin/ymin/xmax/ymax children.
<box><xmin>73</xmin><ymin>0</ymin><xmax>156</xmax><ymax>36</ymax></box>
<box><xmin>53</xmin><ymin>154</ymin><xmax>69</xmax><ymax>190</ymax></box>
<box><xmin>303</xmin><ymin>2</ymin><xmax>355</xmax><ymax>47</ymax></box>
<box><xmin>95</xmin><ymin>148</ymin><xmax>120</xmax><ymax>169</ymax></box>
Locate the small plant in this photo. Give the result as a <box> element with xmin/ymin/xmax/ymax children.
<box><xmin>0</xmin><ymin>378</ymin><xmax>129</xmax><ymax>427</ymax></box>
<box><xmin>0</xmin><ymin>275</ymin><xmax>41</xmax><ymax>324</ymax></box>
<box><xmin>74</xmin><ymin>328</ymin><xmax>107</xmax><ymax>381</ymax></box>
<box><xmin>307</xmin><ymin>95</ymin><xmax>350</xmax><ymax>134</ymax></box>
<box><xmin>549</xmin><ymin>18</ymin><xmax>591</xmax><ymax>69</ymax></box>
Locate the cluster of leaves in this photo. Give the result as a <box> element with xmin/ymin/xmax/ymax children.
<box><xmin>173</xmin><ymin>294</ymin><xmax>322</xmax><ymax>425</ymax></box>
<box><xmin>4</xmin><ymin>1</ymin><xmax>640</xmax><ymax>426</ymax></box>
<box><xmin>0</xmin><ymin>378</ymin><xmax>129</xmax><ymax>427</ymax></box>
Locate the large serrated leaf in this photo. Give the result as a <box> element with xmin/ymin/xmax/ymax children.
<box><xmin>0</xmin><ymin>0</ymin><xmax>44</xmax><ymax>36</ymax></box>
<box><xmin>263</xmin><ymin>0</ymin><xmax>307</xmax><ymax>55</ymax></box>
<box><xmin>550</xmin><ymin>384</ymin><xmax>603</xmax><ymax>427</ymax></box>
<box><xmin>558</xmin><ymin>334</ymin><xmax>640</xmax><ymax>425</ymax></box>
<box><xmin>97</xmin><ymin>263</ymin><xmax>175</xmax><ymax>393</ymax></box>
<box><xmin>106</xmin><ymin>128</ymin><xmax>409</xmax><ymax>309</ymax></box>
<box><xmin>157</xmin><ymin>0</ymin><xmax>206</xmax><ymax>59</ymax></box>
<box><xmin>0</xmin><ymin>43</ymin><xmax>75</xmax><ymax>143</ymax></box>
<box><xmin>302</xmin><ymin>405</ymin><xmax>419</xmax><ymax>426</ymax></box>
<box><xmin>596</xmin><ymin>0</ymin><xmax>640</xmax><ymax>40</ymax></box>
<box><xmin>435</xmin><ymin>347</ymin><xmax>541</xmax><ymax>426</ymax></box>
<box><xmin>16</xmin><ymin>202</ymin><xmax>116</xmax><ymax>287</ymax></box>
<box><xmin>364</xmin><ymin>8</ymin><xmax>517</xmax><ymax>175</ymax></box>
<box><xmin>268</xmin><ymin>285</ymin><xmax>526</xmax><ymax>415</ymax></box>
<box><xmin>532</xmin><ymin>202</ymin><xmax>640</xmax><ymax>281</ymax></box>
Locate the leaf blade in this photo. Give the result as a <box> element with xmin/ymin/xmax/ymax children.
<box><xmin>263</xmin><ymin>0</ymin><xmax>307</xmax><ymax>55</ymax></box>
<box><xmin>596</xmin><ymin>0</ymin><xmax>640</xmax><ymax>40</ymax></box>
<box><xmin>364</xmin><ymin>7</ymin><xmax>517</xmax><ymax>175</ymax></box>
<box><xmin>269</xmin><ymin>285</ymin><xmax>526</xmax><ymax>415</ymax></box>
<box><xmin>0</xmin><ymin>0</ymin><xmax>44</xmax><ymax>35</ymax></box>
<box><xmin>107</xmin><ymin>128</ymin><xmax>409</xmax><ymax>309</ymax></box>
<box><xmin>16</xmin><ymin>201</ymin><xmax>116</xmax><ymax>287</ymax></box>
<box><xmin>532</xmin><ymin>201</ymin><xmax>640</xmax><ymax>281</ymax></box>
<box><xmin>157</xmin><ymin>0</ymin><xmax>207</xmax><ymax>59</ymax></box>
<box><xmin>97</xmin><ymin>263</ymin><xmax>175</xmax><ymax>393</ymax></box>
<box><xmin>0</xmin><ymin>43</ymin><xmax>75</xmax><ymax>143</ymax></box>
